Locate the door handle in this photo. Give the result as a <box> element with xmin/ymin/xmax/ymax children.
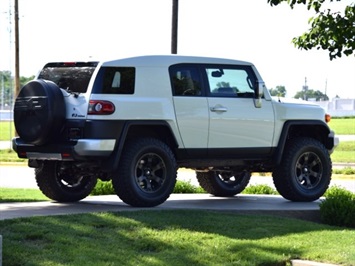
<box><xmin>210</xmin><ymin>106</ymin><xmax>227</xmax><ymax>112</ymax></box>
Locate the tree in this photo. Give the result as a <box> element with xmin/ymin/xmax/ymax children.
<box><xmin>269</xmin><ymin>85</ymin><xmax>287</xmax><ymax>97</ymax></box>
<box><xmin>294</xmin><ymin>89</ymin><xmax>329</xmax><ymax>101</ymax></box>
<box><xmin>0</xmin><ymin>71</ymin><xmax>34</xmax><ymax>109</ymax></box>
<box><xmin>268</xmin><ymin>0</ymin><xmax>355</xmax><ymax>60</ymax></box>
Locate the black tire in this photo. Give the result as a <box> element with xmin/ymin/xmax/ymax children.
<box><xmin>272</xmin><ymin>137</ymin><xmax>332</xmax><ymax>202</ymax></box>
<box><xmin>35</xmin><ymin>161</ymin><xmax>97</xmax><ymax>202</ymax></box>
<box><xmin>112</xmin><ymin>138</ymin><xmax>177</xmax><ymax>207</ymax></box>
<box><xmin>196</xmin><ymin>170</ymin><xmax>251</xmax><ymax>197</ymax></box>
<box><xmin>14</xmin><ymin>79</ymin><xmax>66</xmax><ymax>145</ymax></box>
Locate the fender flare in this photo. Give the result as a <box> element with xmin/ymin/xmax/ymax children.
<box><xmin>274</xmin><ymin>120</ymin><xmax>332</xmax><ymax>165</ymax></box>
<box><xmin>102</xmin><ymin>120</ymin><xmax>179</xmax><ymax>172</ymax></box>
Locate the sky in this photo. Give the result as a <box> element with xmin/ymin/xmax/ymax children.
<box><xmin>1</xmin><ymin>0</ymin><xmax>354</xmax><ymax>99</ymax></box>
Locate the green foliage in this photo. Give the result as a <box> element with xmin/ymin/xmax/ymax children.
<box><xmin>268</xmin><ymin>0</ymin><xmax>355</xmax><ymax>59</ymax></box>
<box><xmin>243</xmin><ymin>184</ymin><xmax>279</xmax><ymax>195</ymax></box>
<box><xmin>269</xmin><ymin>85</ymin><xmax>286</xmax><ymax>97</ymax></box>
<box><xmin>333</xmin><ymin>167</ymin><xmax>355</xmax><ymax>175</ymax></box>
<box><xmin>0</xmin><ymin>71</ymin><xmax>35</xmax><ymax>108</ymax></box>
<box><xmin>90</xmin><ymin>179</ymin><xmax>207</xmax><ymax>196</ymax></box>
<box><xmin>174</xmin><ymin>180</ymin><xmax>206</xmax><ymax>193</ymax></box>
<box><xmin>90</xmin><ymin>180</ymin><xmax>279</xmax><ymax>196</ymax></box>
<box><xmin>90</xmin><ymin>180</ymin><xmax>114</xmax><ymax>195</ymax></box>
<box><xmin>320</xmin><ymin>186</ymin><xmax>355</xmax><ymax>228</ymax></box>
<box><xmin>294</xmin><ymin>89</ymin><xmax>329</xmax><ymax>101</ymax></box>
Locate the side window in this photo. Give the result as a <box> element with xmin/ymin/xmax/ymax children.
<box><xmin>92</xmin><ymin>67</ymin><xmax>135</xmax><ymax>94</ymax></box>
<box><xmin>169</xmin><ymin>65</ymin><xmax>202</xmax><ymax>96</ymax></box>
<box><xmin>205</xmin><ymin>66</ymin><xmax>256</xmax><ymax>98</ymax></box>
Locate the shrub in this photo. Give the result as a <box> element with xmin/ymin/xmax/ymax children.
<box><xmin>320</xmin><ymin>186</ymin><xmax>355</xmax><ymax>228</ymax></box>
<box><xmin>333</xmin><ymin>167</ymin><xmax>355</xmax><ymax>175</ymax></box>
<box><xmin>242</xmin><ymin>184</ymin><xmax>278</xmax><ymax>195</ymax></box>
<box><xmin>91</xmin><ymin>180</ymin><xmax>115</xmax><ymax>195</ymax></box>
<box><xmin>90</xmin><ymin>181</ymin><xmax>279</xmax><ymax>196</ymax></box>
<box><xmin>90</xmin><ymin>180</ymin><xmax>206</xmax><ymax>195</ymax></box>
<box><xmin>173</xmin><ymin>180</ymin><xmax>205</xmax><ymax>194</ymax></box>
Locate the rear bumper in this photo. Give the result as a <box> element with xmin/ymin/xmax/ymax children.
<box><xmin>12</xmin><ymin>137</ymin><xmax>116</xmax><ymax>160</ymax></box>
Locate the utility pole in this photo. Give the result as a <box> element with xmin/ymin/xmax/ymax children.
<box><xmin>302</xmin><ymin>77</ymin><xmax>308</xmax><ymax>101</ymax></box>
<box><xmin>14</xmin><ymin>0</ymin><xmax>20</xmax><ymax>98</ymax></box>
<box><xmin>171</xmin><ymin>0</ymin><xmax>178</xmax><ymax>54</ymax></box>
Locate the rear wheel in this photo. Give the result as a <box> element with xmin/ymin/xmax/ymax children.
<box><xmin>272</xmin><ymin>137</ymin><xmax>332</xmax><ymax>202</ymax></box>
<box><xmin>196</xmin><ymin>170</ymin><xmax>251</xmax><ymax>196</ymax></box>
<box><xmin>35</xmin><ymin>161</ymin><xmax>97</xmax><ymax>202</ymax></box>
<box><xmin>112</xmin><ymin>138</ymin><xmax>177</xmax><ymax>207</ymax></box>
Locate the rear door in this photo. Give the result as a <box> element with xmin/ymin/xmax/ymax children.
<box><xmin>170</xmin><ymin>64</ymin><xmax>209</xmax><ymax>155</ymax></box>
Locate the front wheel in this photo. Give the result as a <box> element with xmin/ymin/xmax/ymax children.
<box><xmin>35</xmin><ymin>161</ymin><xmax>97</xmax><ymax>202</ymax></box>
<box><xmin>272</xmin><ymin>137</ymin><xmax>332</xmax><ymax>202</ymax></box>
<box><xmin>196</xmin><ymin>170</ymin><xmax>251</xmax><ymax>196</ymax></box>
<box><xmin>112</xmin><ymin>138</ymin><xmax>177</xmax><ymax>207</ymax></box>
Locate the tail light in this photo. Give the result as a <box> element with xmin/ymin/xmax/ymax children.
<box><xmin>88</xmin><ymin>100</ymin><xmax>115</xmax><ymax>115</ymax></box>
<box><xmin>325</xmin><ymin>113</ymin><xmax>331</xmax><ymax>123</ymax></box>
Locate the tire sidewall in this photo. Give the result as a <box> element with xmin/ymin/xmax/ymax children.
<box><xmin>213</xmin><ymin>171</ymin><xmax>251</xmax><ymax>194</ymax></box>
<box><xmin>288</xmin><ymin>144</ymin><xmax>331</xmax><ymax>198</ymax></box>
<box><xmin>129</xmin><ymin>144</ymin><xmax>176</xmax><ymax>201</ymax></box>
<box><xmin>274</xmin><ymin>138</ymin><xmax>332</xmax><ymax>201</ymax></box>
<box><xmin>115</xmin><ymin>138</ymin><xmax>177</xmax><ymax>207</ymax></box>
<box><xmin>35</xmin><ymin>161</ymin><xmax>97</xmax><ymax>202</ymax></box>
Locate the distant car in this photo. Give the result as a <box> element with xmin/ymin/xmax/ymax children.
<box><xmin>12</xmin><ymin>55</ymin><xmax>338</xmax><ymax>207</ymax></box>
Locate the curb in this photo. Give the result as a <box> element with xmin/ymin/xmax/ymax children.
<box><xmin>291</xmin><ymin>260</ymin><xmax>339</xmax><ymax>266</ymax></box>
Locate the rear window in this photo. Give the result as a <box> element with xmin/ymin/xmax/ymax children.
<box><xmin>92</xmin><ymin>67</ymin><xmax>135</xmax><ymax>94</ymax></box>
<box><xmin>38</xmin><ymin>62</ymin><xmax>98</xmax><ymax>93</ymax></box>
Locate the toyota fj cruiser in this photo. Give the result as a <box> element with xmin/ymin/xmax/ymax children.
<box><xmin>12</xmin><ymin>55</ymin><xmax>338</xmax><ymax>207</ymax></box>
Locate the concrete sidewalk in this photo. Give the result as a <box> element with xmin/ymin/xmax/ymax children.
<box><xmin>0</xmin><ymin>193</ymin><xmax>322</xmax><ymax>220</ymax></box>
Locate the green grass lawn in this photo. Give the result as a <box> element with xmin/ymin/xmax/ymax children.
<box><xmin>0</xmin><ymin>187</ymin><xmax>48</xmax><ymax>202</ymax></box>
<box><xmin>1</xmin><ymin>210</ymin><xmax>354</xmax><ymax>266</ymax></box>
<box><xmin>0</xmin><ymin>121</ymin><xmax>15</xmax><ymax>141</ymax></box>
<box><xmin>328</xmin><ymin>117</ymin><xmax>355</xmax><ymax>135</ymax></box>
<box><xmin>331</xmin><ymin>141</ymin><xmax>355</xmax><ymax>163</ymax></box>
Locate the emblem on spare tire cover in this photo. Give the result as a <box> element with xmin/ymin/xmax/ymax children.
<box><xmin>14</xmin><ymin>79</ymin><xmax>66</xmax><ymax>146</ymax></box>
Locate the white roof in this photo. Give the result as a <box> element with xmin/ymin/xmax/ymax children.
<box><xmin>102</xmin><ymin>55</ymin><xmax>253</xmax><ymax>67</ymax></box>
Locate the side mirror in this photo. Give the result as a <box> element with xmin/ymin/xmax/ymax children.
<box><xmin>254</xmin><ymin>80</ymin><xmax>265</xmax><ymax>108</ymax></box>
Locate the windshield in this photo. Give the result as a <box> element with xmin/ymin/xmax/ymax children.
<box><xmin>38</xmin><ymin>62</ymin><xmax>98</xmax><ymax>93</ymax></box>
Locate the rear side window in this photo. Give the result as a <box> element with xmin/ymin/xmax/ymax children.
<box><xmin>92</xmin><ymin>67</ymin><xmax>135</xmax><ymax>94</ymax></box>
<box><xmin>38</xmin><ymin>62</ymin><xmax>98</xmax><ymax>93</ymax></box>
<box><xmin>169</xmin><ymin>64</ymin><xmax>202</xmax><ymax>96</ymax></box>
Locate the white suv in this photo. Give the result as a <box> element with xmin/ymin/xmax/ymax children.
<box><xmin>12</xmin><ymin>55</ymin><xmax>338</xmax><ymax>207</ymax></box>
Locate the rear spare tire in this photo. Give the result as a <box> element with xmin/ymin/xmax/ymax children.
<box><xmin>14</xmin><ymin>79</ymin><xmax>66</xmax><ymax>145</ymax></box>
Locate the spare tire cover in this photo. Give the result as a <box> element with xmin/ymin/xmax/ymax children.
<box><xmin>14</xmin><ymin>79</ymin><xmax>66</xmax><ymax>145</ymax></box>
